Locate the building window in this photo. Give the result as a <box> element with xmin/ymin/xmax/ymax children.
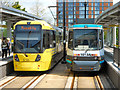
<box><xmin>58</xmin><ymin>19</ymin><xmax>63</xmax><ymax>23</ymax></box>
<box><xmin>95</xmin><ymin>7</ymin><xmax>99</xmax><ymax>10</ymax></box>
<box><xmin>58</xmin><ymin>3</ymin><xmax>63</xmax><ymax>6</ymax></box>
<box><xmin>59</xmin><ymin>11</ymin><xmax>63</xmax><ymax>15</ymax></box>
<box><xmin>102</xmin><ymin>3</ymin><xmax>104</xmax><ymax>6</ymax></box>
<box><xmin>58</xmin><ymin>8</ymin><xmax>62</xmax><ymax>11</ymax></box>
<box><xmin>91</xmin><ymin>15</ymin><xmax>93</xmax><ymax>18</ymax></box>
<box><xmin>58</xmin><ymin>24</ymin><xmax>63</xmax><ymax>27</ymax></box>
<box><xmin>79</xmin><ymin>11</ymin><xmax>85</xmax><ymax>14</ymax></box>
<box><xmin>91</xmin><ymin>7</ymin><xmax>93</xmax><ymax>10</ymax></box>
<box><xmin>91</xmin><ymin>3</ymin><xmax>93</xmax><ymax>6</ymax></box>
<box><xmin>68</xmin><ymin>11</ymin><xmax>73</xmax><ymax>14</ymax></box>
<box><xmin>79</xmin><ymin>2</ymin><xmax>84</xmax><ymax>6</ymax></box>
<box><xmin>74</xmin><ymin>15</ymin><xmax>76</xmax><ymax>19</ymax></box>
<box><xmin>95</xmin><ymin>15</ymin><xmax>98</xmax><ymax>18</ymax></box>
<box><xmin>74</xmin><ymin>0</ymin><xmax>76</xmax><ymax>2</ymax></box>
<box><xmin>86</xmin><ymin>11</ymin><xmax>89</xmax><ymax>14</ymax></box>
<box><xmin>58</xmin><ymin>15</ymin><xmax>63</xmax><ymax>19</ymax></box>
<box><xmin>58</xmin><ymin>0</ymin><xmax>63</xmax><ymax>2</ymax></box>
<box><xmin>74</xmin><ymin>11</ymin><xmax>76</xmax><ymax>14</ymax></box>
<box><xmin>95</xmin><ymin>0</ymin><xmax>99</xmax><ymax>2</ymax></box>
<box><xmin>79</xmin><ymin>0</ymin><xmax>85</xmax><ymax>2</ymax></box>
<box><xmin>86</xmin><ymin>15</ymin><xmax>89</xmax><ymax>18</ymax></box>
<box><xmin>68</xmin><ymin>15</ymin><xmax>73</xmax><ymax>18</ymax></box>
<box><xmin>95</xmin><ymin>2</ymin><xmax>99</xmax><ymax>6</ymax></box>
<box><xmin>68</xmin><ymin>2</ymin><xmax>73</xmax><ymax>6</ymax></box>
<box><xmin>91</xmin><ymin>10</ymin><xmax>94</xmax><ymax>14</ymax></box>
<box><xmin>102</xmin><ymin>7</ymin><xmax>104</xmax><ymax>10</ymax></box>
<box><xmin>95</xmin><ymin>11</ymin><xmax>99</xmax><ymax>14</ymax></box>
<box><xmin>68</xmin><ymin>0</ymin><xmax>73</xmax><ymax>2</ymax></box>
<box><xmin>79</xmin><ymin>15</ymin><xmax>84</xmax><ymax>18</ymax></box>
<box><xmin>74</xmin><ymin>7</ymin><xmax>76</xmax><ymax>10</ymax></box>
<box><xmin>108</xmin><ymin>2</ymin><xmax>110</xmax><ymax>6</ymax></box>
<box><xmin>86</xmin><ymin>3</ymin><xmax>89</xmax><ymax>7</ymax></box>
<box><xmin>86</xmin><ymin>7</ymin><xmax>89</xmax><ymax>10</ymax></box>
<box><xmin>68</xmin><ymin>19</ymin><xmax>73</xmax><ymax>23</ymax></box>
<box><xmin>79</xmin><ymin>7</ymin><xmax>85</xmax><ymax>10</ymax></box>
<box><xmin>68</xmin><ymin>7</ymin><xmax>73</xmax><ymax>11</ymax></box>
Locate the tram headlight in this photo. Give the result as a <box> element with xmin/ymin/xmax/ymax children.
<box><xmin>35</xmin><ymin>55</ymin><xmax>41</xmax><ymax>61</ymax></box>
<box><xmin>15</xmin><ymin>55</ymin><xmax>19</xmax><ymax>62</ymax></box>
<box><xmin>73</xmin><ymin>56</ymin><xmax>77</xmax><ymax>60</ymax></box>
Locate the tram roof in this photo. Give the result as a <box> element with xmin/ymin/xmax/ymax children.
<box><xmin>14</xmin><ymin>20</ymin><xmax>55</xmax><ymax>30</ymax></box>
<box><xmin>70</xmin><ymin>24</ymin><xmax>103</xmax><ymax>29</ymax></box>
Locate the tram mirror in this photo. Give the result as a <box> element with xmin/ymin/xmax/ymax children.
<box><xmin>70</xmin><ymin>39</ymin><xmax>73</xmax><ymax>42</ymax></box>
<box><xmin>53</xmin><ymin>41</ymin><xmax>56</xmax><ymax>43</ymax></box>
<box><xmin>50</xmin><ymin>44</ymin><xmax>53</xmax><ymax>48</ymax></box>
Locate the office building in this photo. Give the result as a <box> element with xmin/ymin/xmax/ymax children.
<box><xmin>57</xmin><ymin>0</ymin><xmax>113</xmax><ymax>28</ymax></box>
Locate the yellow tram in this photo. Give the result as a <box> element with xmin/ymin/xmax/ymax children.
<box><xmin>13</xmin><ymin>20</ymin><xmax>63</xmax><ymax>71</ymax></box>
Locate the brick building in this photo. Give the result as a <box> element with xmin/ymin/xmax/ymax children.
<box><xmin>56</xmin><ymin>0</ymin><xmax>113</xmax><ymax>28</ymax></box>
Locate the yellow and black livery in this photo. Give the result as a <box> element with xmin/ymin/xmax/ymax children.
<box><xmin>13</xmin><ymin>20</ymin><xmax>63</xmax><ymax>71</ymax></box>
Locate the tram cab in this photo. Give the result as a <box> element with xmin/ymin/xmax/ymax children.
<box><xmin>66</xmin><ymin>24</ymin><xmax>104</xmax><ymax>71</ymax></box>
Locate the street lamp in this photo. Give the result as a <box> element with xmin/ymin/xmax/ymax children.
<box><xmin>48</xmin><ymin>3</ymin><xmax>66</xmax><ymax>64</ymax></box>
<box><xmin>84</xmin><ymin>1</ymin><xmax>87</xmax><ymax>18</ymax></box>
<box><xmin>61</xmin><ymin>0</ymin><xmax>66</xmax><ymax>64</ymax></box>
<box><xmin>48</xmin><ymin>6</ymin><xmax>58</xmax><ymax>25</ymax></box>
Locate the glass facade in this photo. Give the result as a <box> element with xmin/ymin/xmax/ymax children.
<box><xmin>57</xmin><ymin>0</ymin><xmax>113</xmax><ymax>28</ymax></box>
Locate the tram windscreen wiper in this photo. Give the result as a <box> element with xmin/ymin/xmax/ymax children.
<box><xmin>27</xmin><ymin>31</ymin><xmax>32</xmax><ymax>48</ymax></box>
<box><xmin>85</xmin><ymin>48</ymin><xmax>90</xmax><ymax>53</ymax></box>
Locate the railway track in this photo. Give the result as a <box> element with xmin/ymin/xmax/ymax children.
<box><xmin>65</xmin><ymin>73</ymin><xmax>104</xmax><ymax>90</ymax></box>
<box><xmin>0</xmin><ymin>72</ymin><xmax>46</xmax><ymax>89</ymax></box>
<box><xmin>0</xmin><ymin>57</ymin><xmax>63</xmax><ymax>89</ymax></box>
<box><xmin>0</xmin><ymin>57</ymin><xmax>106</xmax><ymax>90</ymax></box>
<box><xmin>0</xmin><ymin>72</ymin><xmax>104</xmax><ymax>90</ymax></box>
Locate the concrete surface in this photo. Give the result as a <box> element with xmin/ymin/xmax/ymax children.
<box><xmin>104</xmin><ymin>46</ymin><xmax>120</xmax><ymax>90</ymax></box>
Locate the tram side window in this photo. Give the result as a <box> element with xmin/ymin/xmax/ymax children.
<box><xmin>43</xmin><ymin>31</ymin><xmax>46</xmax><ymax>51</ymax></box>
<box><xmin>68</xmin><ymin>31</ymin><xmax>73</xmax><ymax>49</ymax></box>
<box><xmin>53</xmin><ymin>31</ymin><xmax>56</xmax><ymax>47</ymax></box>
<box><xmin>43</xmin><ymin>30</ymin><xmax>56</xmax><ymax>50</ymax></box>
<box><xmin>99</xmin><ymin>30</ymin><xmax>103</xmax><ymax>49</ymax></box>
<box><xmin>59</xmin><ymin>32</ymin><xmax>62</xmax><ymax>44</ymax></box>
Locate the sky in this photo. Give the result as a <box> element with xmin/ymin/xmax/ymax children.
<box><xmin>16</xmin><ymin>0</ymin><xmax>120</xmax><ymax>24</ymax></box>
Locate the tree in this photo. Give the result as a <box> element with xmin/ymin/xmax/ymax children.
<box><xmin>1</xmin><ymin>0</ymin><xmax>26</xmax><ymax>12</ymax></box>
<box><xmin>1</xmin><ymin>0</ymin><xmax>15</xmax><ymax>7</ymax></box>
<box><xmin>30</xmin><ymin>0</ymin><xmax>54</xmax><ymax>24</ymax></box>
<box><xmin>29</xmin><ymin>0</ymin><xmax>45</xmax><ymax>17</ymax></box>
<box><xmin>12</xmin><ymin>2</ymin><xmax>26</xmax><ymax>12</ymax></box>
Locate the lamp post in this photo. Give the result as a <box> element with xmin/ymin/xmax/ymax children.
<box><xmin>48</xmin><ymin>6</ymin><xmax>58</xmax><ymax>25</ymax></box>
<box><xmin>84</xmin><ymin>1</ymin><xmax>87</xmax><ymax>18</ymax></box>
<box><xmin>62</xmin><ymin>0</ymin><xmax>66</xmax><ymax>64</ymax></box>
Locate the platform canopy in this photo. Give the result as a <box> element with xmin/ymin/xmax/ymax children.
<box><xmin>0</xmin><ymin>4</ymin><xmax>42</xmax><ymax>23</ymax></box>
<box><xmin>95</xmin><ymin>2</ymin><xmax>120</xmax><ymax>26</ymax></box>
<box><xmin>0</xmin><ymin>4</ymin><xmax>42</xmax><ymax>39</ymax></box>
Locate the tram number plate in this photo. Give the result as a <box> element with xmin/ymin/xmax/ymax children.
<box><xmin>80</xmin><ymin>53</ymin><xmax>91</xmax><ymax>56</ymax></box>
<box><xmin>23</xmin><ymin>59</ymin><xmax>29</xmax><ymax>61</ymax></box>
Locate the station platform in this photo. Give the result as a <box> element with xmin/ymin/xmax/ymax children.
<box><xmin>0</xmin><ymin>52</ymin><xmax>13</xmax><ymax>79</ymax></box>
<box><xmin>0</xmin><ymin>52</ymin><xmax>13</xmax><ymax>66</ymax></box>
<box><xmin>104</xmin><ymin>45</ymin><xmax>120</xmax><ymax>89</ymax></box>
<box><xmin>104</xmin><ymin>45</ymin><xmax>114</xmax><ymax>62</ymax></box>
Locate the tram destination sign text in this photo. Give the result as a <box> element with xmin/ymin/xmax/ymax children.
<box><xmin>16</xmin><ymin>25</ymin><xmax>41</xmax><ymax>31</ymax></box>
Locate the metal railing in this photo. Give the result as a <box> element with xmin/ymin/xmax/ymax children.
<box><xmin>113</xmin><ymin>47</ymin><xmax>120</xmax><ymax>67</ymax></box>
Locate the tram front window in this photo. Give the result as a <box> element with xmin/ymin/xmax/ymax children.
<box><xmin>14</xmin><ymin>25</ymin><xmax>42</xmax><ymax>53</ymax></box>
<box><xmin>68</xmin><ymin>29</ymin><xmax>99</xmax><ymax>50</ymax></box>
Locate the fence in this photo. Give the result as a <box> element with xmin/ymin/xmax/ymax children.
<box><xmin>113</xmin><ymin>47</ymin><xmax>120</xmax><ymax>67</ymax></box>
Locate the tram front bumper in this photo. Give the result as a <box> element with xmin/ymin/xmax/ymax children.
<box><xmin>72</xmin><ymin>61</ymin><xmax>101</xmax><ymax>71</ymax></box>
